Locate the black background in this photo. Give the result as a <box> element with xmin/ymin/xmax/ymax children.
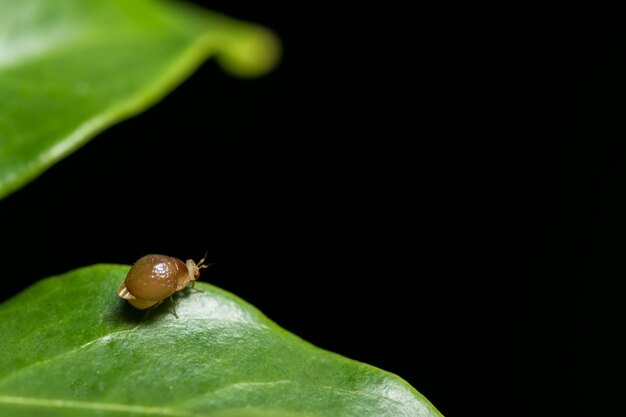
<box><xmin>1</xmin><ymin>1</ymin><xmax>602</xmax><ymax>416</ymax></box>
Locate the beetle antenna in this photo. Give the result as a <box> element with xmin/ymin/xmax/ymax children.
<box><xmin>197</xmin><ymin>248</ymin><xmax>210</xmax><ymax>267</ymax></box>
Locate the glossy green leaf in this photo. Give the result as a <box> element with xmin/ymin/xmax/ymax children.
<box><xmin>0</xmin><ymin>0</ymin><xmax>280</xmax><ymax>200</ymax></box>
<box><xmin>0</xmin><ymin>265</ymin><xmax>443</xmax><ymax>417</ymax></box>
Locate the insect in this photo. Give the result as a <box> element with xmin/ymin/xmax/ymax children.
<box><xmin>117</xmin><ymin>254</ymin><xmax>209</xmax><ymax>318</ymax></box>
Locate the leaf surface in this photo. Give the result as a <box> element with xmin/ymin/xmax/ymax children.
<box><xmin>0</xmin><ymin>265</ymin><xmax>443</xmax><ymax>417</ymax></box>
<box><xmin>0</xmin><ymin>0</ymin><xmax>280</xmax><ymax>199</ymax></box>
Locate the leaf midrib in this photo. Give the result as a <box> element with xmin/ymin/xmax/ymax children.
<box><xmin>0</xmin><ymin>394</ymin><xmax>205</xmax><ymax>416</ymax></box>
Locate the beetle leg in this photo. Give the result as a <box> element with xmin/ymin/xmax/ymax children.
<box><xmin>190</xmin><ymin>281</ymin><xmax>204</xmax><ymax>292</ymax></box>
<box><xmin>140</xmin><ymin>300</ymin><xmax>162</xmax><ymax>323</ymax></box>
<box><xmin>139</xmin><ymin>303</ymin><xmax>156</xmax><ymax>323</ymax></box>
<box><xmin>141</xmin><ymin>309</ymin><xmax>151</xmax><ymax>323</ymax></box>
<box><xmin>169</xmin><ymin>296</ymin><xmax>179</xmax><ymax>319</ymax></box>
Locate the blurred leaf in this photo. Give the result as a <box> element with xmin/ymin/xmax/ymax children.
<box><xmin>0</xmin><ymin>0</ymin><xmax>280</xmax><ymax>200</ymax></box>
<box><xmin>0</xmin><ymin>264</ymin><xmax>442</xmax><ymax>417</ymax></box>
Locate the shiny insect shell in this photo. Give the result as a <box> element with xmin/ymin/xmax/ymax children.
<box><xmin>117</xmin><ymin>254</ymin><xmax>207</xmax><ymax>310</ymax></box>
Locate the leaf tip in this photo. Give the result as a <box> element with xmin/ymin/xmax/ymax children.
<box><xmin>216</xmin><ymin>24</ymin><xmax>282</xmax><ymax>78</ymax></box>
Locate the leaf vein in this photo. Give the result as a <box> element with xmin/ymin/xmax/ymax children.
<box><xmin>0</xmin><ymin>326</ymin><xmax>139</xmax><ymax>383</ymax></box>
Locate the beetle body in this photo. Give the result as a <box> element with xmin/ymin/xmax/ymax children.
<box><xmin>117</xmin><ymin>254</ymin><xmax>205</xmax><ymax>311</ymax></box>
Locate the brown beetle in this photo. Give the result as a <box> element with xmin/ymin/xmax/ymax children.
<box><xmin>117</xmin><ymin>254</ymin><xmax>208</xmax><ymax>317</ymax></box>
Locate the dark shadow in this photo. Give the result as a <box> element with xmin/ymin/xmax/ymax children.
<box><xmin>175</xmin><ymin>286</ymin><xmax>203</xmax><ymax>300</ymax></box>
<box><xmin>105</xmin><ymin>297</ymin><xmax>171</xmax><ymax>324</ymax></box>
<box><xmin>104</xmin><ymin>286</ymin><xmax>205</xmax><ymax>324</ymax></box>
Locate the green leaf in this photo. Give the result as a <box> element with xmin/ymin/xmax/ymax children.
<box><xmin>0</xmin><ymin>265</ymin><xmax>443</xmax><ymax>417</ymax></box>
<box><xmin>0</xmin><ymin>0</ymin><xmax>280</xmax><ymax>200</ymax></box>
